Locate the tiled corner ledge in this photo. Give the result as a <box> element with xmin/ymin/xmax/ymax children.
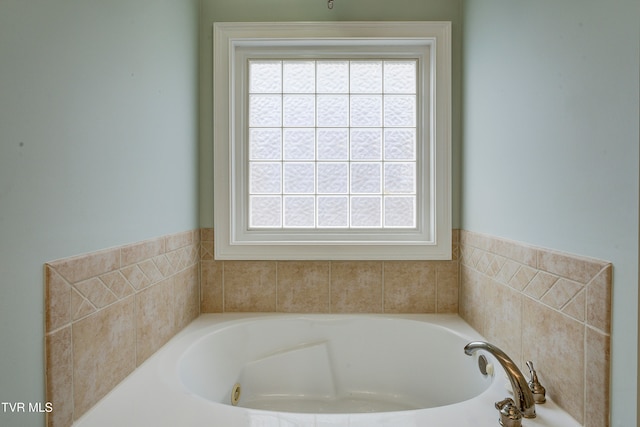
<box><xmin>459</xmin><ymin>230</ymin><xmax>611</xmax><ymax>427</ymax></box>
<box><xmin>44</xmin><ymin>230</ymin><xmax>200</xmax><ymax>427</ymax></box>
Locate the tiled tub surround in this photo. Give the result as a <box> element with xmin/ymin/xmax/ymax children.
<box><xmin>199</xmin><ymin>228</ymin><xmax>460</xmax><ymax>314</ymax></box>
<box><xmin>459</xmin><ymin>230</ymin><xmax>611</xmax><ymax>427</ymax></box>
<box><xmin>44</xmin><ymin>230</ymin><xmax>200</xmax><ymax>427</ymax></box>
<box><xmin>45</xmin><ymin>228</ymin><xmax>612</xmax><ymax>427</ymax></box>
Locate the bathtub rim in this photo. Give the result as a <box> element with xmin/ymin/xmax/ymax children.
<box><xmin>172</xmin><ymin>312</ymin><xmax>495</xmax><ymax>412</ymax></box>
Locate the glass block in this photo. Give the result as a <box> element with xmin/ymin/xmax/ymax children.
<box><xmin>384</xmin><ymin>95</ymin><xmax>416</xmax><ymax>127</ymax></box>
<box><xmin>284</xmin><ymin>129</ymin><xmax>315</xmax><ymax>160</ymax></box>
<box><xmin>249</xmin><ymin>95</ymin><xmax>282</xmax><ymax>127</ymax></box>
<box><xmin>250</xmin><ymin>196</ymin><xmax>282</xmax><ymax>228</ymax></box>
<box><xmin>384</xmin><ymin>162</ymin><xmax>415</xmax><ymax>194</ymax></box>
<box><xmin>317</xmin><ymin>95</ymin><xmax>349</xmax><ymax>127</ymax></box>
<box><xmin>350</xmin><ymin>61</ymin><xmax>382</xmax><ymax>93</ymax></box>
<box><xmin>284</xmin><ymin>196</ymin><xmax>315</xmax><ymax>227</ymax></box>
<box><xmin>350</xmin><ymin>129</ymin><xmax>382</xmax><ymax>160</ymax></box>
<box><xmin>351</xmin><ymin>163</ymin><xmax>381</xmax><ymax>194</ymax></box>
<box><xmin>384</xmin><ymin>129</ymin><xmax>415</xmax><ymax>160</ymax></box>
<box><xmin>249</xmin><ymin>162</ymin><xmax>281</xmax><ymax>194</ymax></box>
<box><xmin>384</xmin><ymin>196</ymin><xmax>415</xmax><ymax>227</ymax></box>
<box><xmin>249</xmin><ymin>61</ymin><xmax>282</xmax><ymax>93</ymax></box>
<box><xmin>383</xmin><ymin>61</ymin><xmax>416</xmax><ymax>94</ymax></box>
<box><xmin>250</xmin><ymin>128</ymin><xmax>282</xmax><ymax>160</ymax></box>
<box><xmin>350</xmin><ymin>96</ymin><xmax>382</xmax><ymax>127</ymax></box>
<box><xmin>284</xmin><ymin>162</ymin><xmax>315</xmax><ymax>194</ymax></box>
<box><xmin>317</xmin><ymin>61</ymin><xmax>349</xmax><ymax>93</ymax></box>
<box><xmin>317</xmin><ymin>129</ymin><xmax>349</xmax><ymax>160</ymax></box>
<box><xmin>283</xmin><ymin>61</ymin><xmax>315</xmax><ymax>93</ymax></box>
<box><xmin>351</xmin><ymin>196</ymin><xmax>382</xmax><ymax>227</ymax></box>
<box><xmin>317</xmin><ymin>163</ymin><xmax>348</xmax><ymax>194</ymax></box>
<box><xmin>283</xmin><ymin>95</ymin><xmax>315</xmax><ymax>127</ymax></box>
<box><xmin>317</xmin><ymin>196</ymin><xmax>348</xmax><ymax>227</ymax></box>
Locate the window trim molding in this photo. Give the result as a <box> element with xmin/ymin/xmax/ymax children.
<box><xmin>213</xmin><ymin>21</ymin><xmax>451</xmax><ymax>260</ymax></box>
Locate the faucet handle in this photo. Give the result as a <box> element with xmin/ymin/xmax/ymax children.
<box><xmin>526</xmin><ymin>361</ymin><xmax>546</xmax><ymax>403</ymax></box>
<box><xmin>495</xmin><ymin>398</ymin><xmax>522</xmax><ymax>427</ymax></box>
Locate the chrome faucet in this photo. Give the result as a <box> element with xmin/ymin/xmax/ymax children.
<box><xmin>464</xmin><ymin>341</ymin><xmax>536</xmax><ymax>419</ymax></box>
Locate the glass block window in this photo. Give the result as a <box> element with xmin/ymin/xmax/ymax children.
<box><xmin>248</xmin><ymin>60</ymin><xmax>417</xmax><ymax>229</ymax></box>
<box><xmin>213</xmin><ymin>22</ymin><xmax>451</xmax><ymax>260</ymax></box>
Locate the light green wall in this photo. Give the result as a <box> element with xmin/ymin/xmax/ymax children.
<box><xmin>461</xmin><ymin>1</ymin><xmax>640</xmax><ymax>426</ymax></box>
<box><xmin>198</xmin><ymin>0</ymin><xmax>464</xmax><ymax>229</ymax></box>
<box><xmin>0</xmin><ymin>1</ymin><xmax>199</xmax><ymax>426</ymax></box>
<box><xmin>2</xmin><ymin>0</ymin><xmax>637</xmax><ymax>425</ymax></box>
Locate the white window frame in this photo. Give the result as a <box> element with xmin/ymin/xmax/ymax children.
<box><xmin>213</xmin><ymin>21</ymin><xmax>451</xmax><ymax>260</ymax></box>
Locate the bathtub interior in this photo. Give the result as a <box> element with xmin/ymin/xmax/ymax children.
<box><xmin>178</xmin><ymin>316</ymin><xmax>494</xmax><ymax>414</ymax></box>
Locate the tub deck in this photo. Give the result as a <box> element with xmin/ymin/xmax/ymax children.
<box><xmin>72</xmin><ymin>313</ymin><xmax>582</xmax><ymax>427</ymax></box>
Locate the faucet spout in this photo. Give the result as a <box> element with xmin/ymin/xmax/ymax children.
<box><xmin>464</xmin><ymin>341</ymin><xmax>536</xmax><ymax>418</ymax></box>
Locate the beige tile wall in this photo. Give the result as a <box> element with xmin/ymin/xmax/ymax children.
<box><xmin>199</xmin><ymin>228</ymin><xmax>460</xmax><ymax>314</ymax></box>
<box><xmin>44</xmin><ymin>230</ymin><xmax>200</xmax><ymax>427</ymax></box>
<box><xmin>459</xmin><ymin>230</ymin><xmax>611</xmax><ymax>427</ymax></box>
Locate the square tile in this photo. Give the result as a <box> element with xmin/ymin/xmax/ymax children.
<box><xmin>331</xmin><ymin>261</ymin><xmax>383</xmax><ymax>313</ymax></box>
<box><xmin>522</xmin><ymin>298</ymin><xmax>585</xmax><ymax>424</ymax></box>
<box><xmin>224</xmin><ymin>261</ymin><xmax>277</xmax><ymax>311</ymax></box>
<box><xmin>201</xmin><ymin>260</ymin><xmax>223</xmax><ymax>313</ymax></box>
<box><xmin>72</xmin><ymin>297</ymin><xmax>136</xmax><ymax>419</ymax></box>
<box><xmin>135</xmin><ymin>279</ymin><xmax>176</xmax><ymax>364</ymax></box>
<box><xmin>277</xmin><ymin>261</ymin><xmax>331</xmax><ymax>312</ymax></box>
<box><xmin>45</xmin><ymin>327</ymin><xmax>73</xmax><ymax>427</ymax></box>
<box><xmin>383</xmin><ymin>261</ymin><xmax>436</xmax><ymax>313</ymax></box>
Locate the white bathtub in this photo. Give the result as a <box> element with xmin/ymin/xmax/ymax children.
<box><xmin>74</xmin><ymin>314</ymin><xmax>582</xmax><ymax>427</ymax></box>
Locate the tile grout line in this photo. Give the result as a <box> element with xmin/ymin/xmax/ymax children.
<box><xmin>583</xmin><ymin>321</ymin><xmax>588</xmax><ymax>426</ymax></box>
<box><xmin>381</xmin><ymin>261</ymin><xmax>385</xmax><ymax>313</ymax></box>
<box><xmin>328</xmin><ymin>261</ymin><xmax>332</xmax><ymax>314</ymax></box>
<box><xmin>221</xmin><ymin>260</ymin><xmax>225</xmax><ymax>313</ymax></box>
<box><xmin>434</xmin><ymin>262</ymin><xmax>438</xmax><ymax>313</ymax></box>
<box><xmin>70</xmin><ymin>316</ymin><xmax>75</xmax><ymax>425</ymax></box>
